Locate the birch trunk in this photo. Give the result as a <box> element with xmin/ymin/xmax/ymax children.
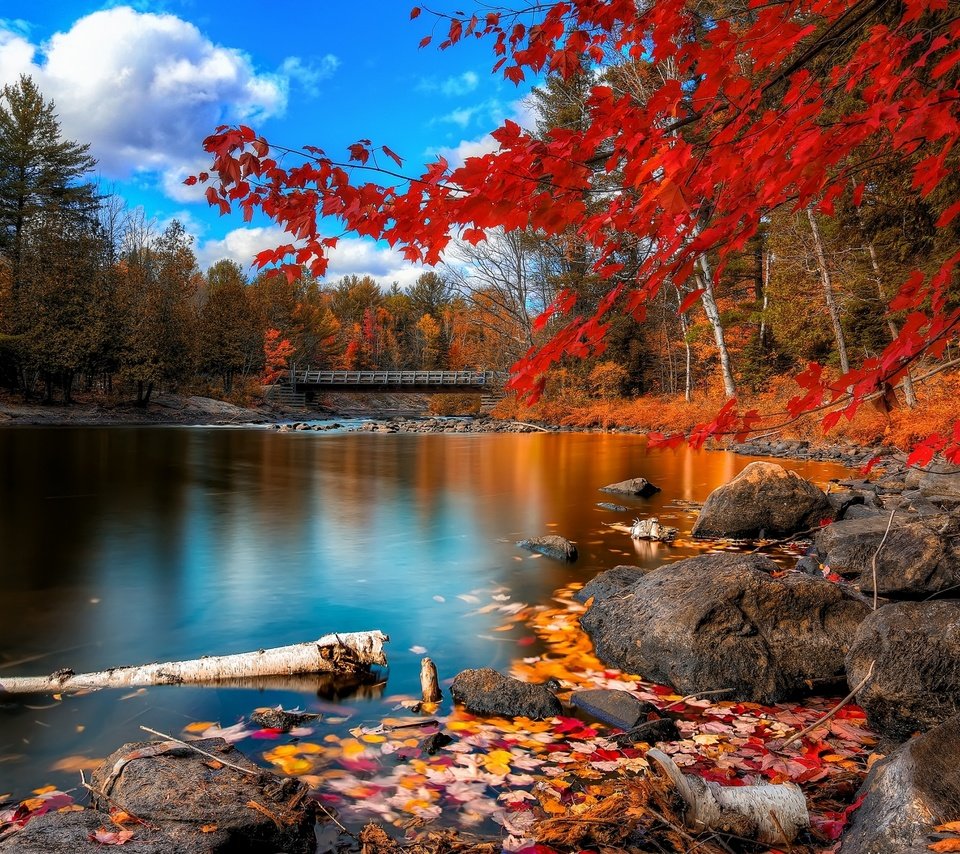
<box><xmin>696</xmin><ymin>254</ymin><xmax>737</xmax><ymax>398</ymax></box>
<box><xmin>0</xmin><ymin>631</ymin><xmax>388</xmax><ymax>695</ymax></box>
<box><xmin>868</xmin><ymin>241</ymin><xmax>917</xmax><ymax>407</ymax></box>
<box><xmin>806</xmin><ymin>206</ymin><xmax>850</xmax><ymax>375</ymax></box>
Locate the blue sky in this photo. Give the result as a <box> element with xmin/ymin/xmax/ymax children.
<box><xmin>0</xmin><ymin>1</ymin><xmax>536</xmax><ymax>283</ymax></box>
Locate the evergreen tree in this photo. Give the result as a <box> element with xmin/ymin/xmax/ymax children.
<box><xmin>0</xmin><ymin>75</ymin><xmax>97</xmax><ymax>287</ymax></box>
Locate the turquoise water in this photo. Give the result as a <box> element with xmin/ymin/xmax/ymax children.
<box><xmin>0</xmin><ymin>427</ymin><xmax>848</xmax><ymax>797</ymax></box>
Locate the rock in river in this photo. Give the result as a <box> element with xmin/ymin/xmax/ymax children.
<box><xmin>840</xmin><ymin>714</ymin><xmax>960</xmax><ymax>854</ymax></box>
<box><xmin>516</xmin><ymin>534</ymin><xmax>578</xmax><ymax>562</ymax></box>
<box><xmin>691</xmin><ymin>461</ymin><xmax>833</xmax><ymax>539</ymax></box>
<box><xmin>815</xmin><ymin>514</ymin><xmax>960</xmax><ymax>597</ymax></box>
<box><xmin>846</xmin><ymin>601</ymin><xmax>960</xmax><ymax>741</ymax></box>
<box><xmin>573</xmin><ymin>565</ymin><xmax>644</xmax><ymax>604</ymax></box>
<box><xmin>451</xmin><ymin>668</ymin><xmax>561</xmax><ymax>719</ymax></box>
<box><xmin>599</xmin><ymin>477</ymin><xmax>661</xmax><ymax>498</ymax></box>
<box><xmin>580</xmin><ymin>552</ymin><xmax>869</xmax><ymax>703</ymax></box>
<box><xmin>0</xmin><ymin>737</ymin><xmax>315</xmax><ymax>853</ymax></box>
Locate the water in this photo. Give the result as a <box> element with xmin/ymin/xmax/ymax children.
<box><xmin>0</xmin><ymin>426</ymin><xmax>849</xmax><ymax>798</ymax></box>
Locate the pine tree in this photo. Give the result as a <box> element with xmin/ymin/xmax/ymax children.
<box><xmin>0</xmin><ymin>75</ymin><xmax>97</xmax><ymax>288</ymax></box>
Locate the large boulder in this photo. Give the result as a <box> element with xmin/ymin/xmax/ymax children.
<box><xmin>581</xmin><ymin>553</ymin><xmax>869</xmax><ymax>703</ymax></box>
<box><xmin>847</xmin><ymin>601</ymin><xmax>960</xmax><ymax>741</ymax></box>
<box><xmin>451</xmin><ymin>668</ymin><xmax>561</xmax><ymax>719</ymax></box>
<box><xmin>0</xmin><ymin>811</ymin><xmax>194</xmax><ymax>853</ymax></box>
<box><xmin>574</xmin><ymin>565</ymin><xmax>645</xmax><ymax>604</ymax></box>
<box><xmin>839</xmin><ymin>715</ymin><xmax>960</xmax><ymax>854</ymax></box>
<box><xmin>599</xmin><ymin>477</ymin><xmax>660</xmax><ymax>498</ymax></box>
<box><xmin>516</xmin><ymin>535</ymin><xmax>578</xmax><ymax>562</ymax></box>
<box><xmin>816</xmin><ymin>515</ymin><xmax>960</xmax><ymax>596</ymax></box>
<box><xmin>90</xmin><ymin>738</ymin><xmax>315</xmax><ymax>853</ymax></box>
<box><xmin>692</xmin><ymin>461</ymin><xmax>833</xmax><ymax>539</ymax></box>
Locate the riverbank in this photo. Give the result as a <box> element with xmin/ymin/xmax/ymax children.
<box><xmin>0</xmin><ymin>391</ymin><xmax>277</xmax><ymax>426</ymax></box>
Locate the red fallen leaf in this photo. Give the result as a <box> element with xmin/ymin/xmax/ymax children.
<box><xmin>90</xmin><ymin>827</ymin><xmax>135</xmax><ymax>845</ymax></box>
<box><xmin>515</xmin><ymin>846</ymin><xmax>561</xmax><ymax>854</ymax></box>
<box><xmin>251</xmin><ymin>728</ymin><xmax>282</xmax><ymax>740</ymax></box>
<box><xmin>516</xmin><ymin>636</ymin><xmax>536</xmax><ymax>647</ymax></box>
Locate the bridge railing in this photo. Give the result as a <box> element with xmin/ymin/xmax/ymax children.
<box><xmin>290</xmin><ymin>369</ymin><xmax>500</xmax><ymax>387</ymax></box>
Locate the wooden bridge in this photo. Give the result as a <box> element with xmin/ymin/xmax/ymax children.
<box><xmin>266</xmin><ymin>369</ymin><xmax>506</xmax><ymax>406</ymax></box>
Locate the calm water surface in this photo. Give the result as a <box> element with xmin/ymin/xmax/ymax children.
<box><xmin>0</xmin><ymin>426</ymin><xmax>849</xmax><ymax>797</ymax></box>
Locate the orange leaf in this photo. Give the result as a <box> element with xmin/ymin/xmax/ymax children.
<box><xmin>929</xmin><ymin>840</ymin><xmax>960</xmax><ymax>852</ymax></box>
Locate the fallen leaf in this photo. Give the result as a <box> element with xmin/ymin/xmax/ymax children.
<box><xmin>90</xmin><ymin>828</ymin><xmax>135</xmax><ymax>845</ymax></box>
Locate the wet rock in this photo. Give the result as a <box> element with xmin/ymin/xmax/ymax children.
<box><xmin>795</xmin><ymin>555</ymin><xmax>822</xmax><ymax>575</ymax></box>
<box><xmin>250</xmin><ymin>705</ymin><xmax>320</xmax><ymax>732</ymax></box>
<box><xmin>847</xmin><ymin>601</ymin><xmax>960</xmax><ymax>742</ymax></box>
<box><xmin>612</xmin><ymin>717</ymin><xmax>682</xmax><ymax>745</ymax></box>
<box><xmin>596</xmin><ymin>502</ymin><xmax>629</xmax><ymax>512</ymax></box>
<box><xmin>516</xmin><ymin>535</ymin><xmax>578</xmax><ymax>562</ymax></box>
<box><xmin>574</xmin><ymin>565</ymin><xmax>644</xmax><ymax>604</ymax></box>
<box><xmin>599</xmin><ymin>477</ymin><xmax>661</xmax><ymax>498</ymax></box>
<box><xmin>89</xmin><ymin>738</ymin><xmax>315</xmax><ymax>853</ymax></box>
<box><xmin>692</xmin><ymin>461</ymin><xmax>834</xmax><ymax>539</ymax></box>
<box><xmin>581</xmin><ymin>552</ymin><xmax>869</xmax><ymax>703</ymax></box>
<box><xmin>450</xmin><ymin>668</ymin><xmax>561</xmax><ymax>719</ymax></box>
<box><xmin>839</xmin><ymin>715</ymin><xmax>960</xmax><ymax>854</ymax></box>
<box><xmin>0</xmin><ymin>810</ymin><xmax>194</xmax><ymax>853</ymax></box>
<box><xmin>843</xmin><ymin>504</ymin><xmax>882</xmax><ymax>520</ymax></box>
<box><xmin>570</xmin><ymin>689</ymin><xmax>659</xmax><ymax>729</ymax></box>
<box><xmin>816</xmin><ymin>514</ymin><xmax>960</xmax><ymax>596</ymax></box>
<box><xmin>827</xmin><ymin>490</ymin><xmax>864</xmax><ymax>519</ymax></box>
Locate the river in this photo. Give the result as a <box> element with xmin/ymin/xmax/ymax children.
<box><xmin>0</xmin><ymin>425</ymin><xmax>849</xmax><ymax>801</ymax></box>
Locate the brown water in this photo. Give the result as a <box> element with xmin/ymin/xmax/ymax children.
<box><xmin>0</xmin><ymin>426</ymin><xmax>849</xmax><ymax>797</ymax></box>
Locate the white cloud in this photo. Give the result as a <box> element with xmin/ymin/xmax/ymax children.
<box><xmin>195</xmin><ymin>227</ymin><xmax>424</xmax><ymax>287</ymax></box>
<box><xmin>433</xmin><ymin>97</ymin><xmax>536</xmax><ymax>168</ymax></box>
<box><xmin>0</xmin><ymin>8</ymin><xmax>340</xmax><ymax>203</ymax></box>
<box><xmin>440</xmin><ymin>71</ymin><xmax>478</xmax><ymax>96</ymax></box>
<box><xmin>418</xmin><ymin>70</ymin><xmax>480</xmax><ymax>97</ymax></box>
<box><xmin>280</xmin><ymin>55</ymin><xmax>340</xmax><ymax>97</ymax></box>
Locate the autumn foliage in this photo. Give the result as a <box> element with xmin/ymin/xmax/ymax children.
<box><xmin>193</xmin><ymin>0</ymin><xmax>960</xmax><ymax>457</ymax></box>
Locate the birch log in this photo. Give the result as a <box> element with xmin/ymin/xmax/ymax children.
<box><xmin>0</xmin><ymin>631</ymin><xmax>388</xmax><ymax>695</ymax></box>
<box><xmin>647</xmin><ymin>748</ymin><xmax>809</xmax><ymax>845</ymax></box>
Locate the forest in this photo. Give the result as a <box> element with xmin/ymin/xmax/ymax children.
<box><xmin>2</xmin><ymin>0</ymin><xmax>959</xmax><ymax>456</ymax></box>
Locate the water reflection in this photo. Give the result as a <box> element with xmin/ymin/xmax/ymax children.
<box><xmin>0</xmin><ymin>427</ymin><xmax>848</xmax><ymax>796</ymax></box>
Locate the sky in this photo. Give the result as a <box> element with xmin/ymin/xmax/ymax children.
<box><xmin>0</xmin><ymin>0</ymin><xmax>537</xmax><ymax>285</ymax></box>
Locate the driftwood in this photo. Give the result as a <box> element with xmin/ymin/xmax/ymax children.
<box><xmin>0</xmin><ymin>631</ymin><xmax>388</xmax><ymax>696</ymax></box>
<box><xmin>647</xmin><ymin>748</ymin><xmax>809</xmax><ymax>845</ymax></box>
<box><xmin>606</xmin><ymin>518</ymin><xmax>678</xmax><ymax>542</ymax></box>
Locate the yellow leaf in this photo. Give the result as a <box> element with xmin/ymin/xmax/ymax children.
<box><xmin>183</xmin><ymin>721</ymin><xmax>216</xmax><ymax>733</ymax></box>
<box><xmin>32</xmin><ymin>786</ymin><xmax>57</xmax><ymax>795</ymax></box>
<box><xmin>937</xmin><ymin>823</ymin><xmax>960</xmax><ymax>833</ymax></box>
<box><xmin>200</xmin><ymin>824</ymin><xmax>218</xmax><ymax>833</ymax></box>
<box><xmin>361</xmin><ymin>734</ymin><xmax>386</xmax><ymax>744</ymax></box>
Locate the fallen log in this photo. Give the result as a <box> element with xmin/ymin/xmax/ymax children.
<box><xmin>0</xmin><ymin>631</ymin><xmax>388</xmax><ymax>696</ymax></box>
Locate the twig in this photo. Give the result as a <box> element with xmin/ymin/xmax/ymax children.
<box><xmin>139</xmin><ymin>726</ymin><xmax>261</xmax><ymax>778</ymax></box>
<box><xmin>317</xmin><ymin>802</ymin><xmax>357</xmax><ymax>838</ymax></box>
<box><xmin>79</xmin><ymin>771</ymin><xmax>159</xmax><ymax>830</ymax></box>
<box><xmin>747</xmin><ymin>527</ymin><xmax>819</xmax><ymax>553</ymax></box>
<box><xmin>512</xmin><ymin>421</ymin><xmax>549</xmax><ymax>432</ymax></box>
<box><xmin>871</xmin><ymin>509</ymin><xmax>897</xmax><ymax>610</ymax></box>
<box><xmin>778</xmin><ymin>661</ymin><xmax>875</xmax><ymax>749</ymax></box>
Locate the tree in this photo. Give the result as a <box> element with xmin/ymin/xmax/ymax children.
<box><xmin>199</xmin><ymin>260</ymin><xmax>261</xmax><ymax>394</ymax></box>
<box><xmin>194</xmin><ymin>1</ymin><xmax>960</xmax><ymax>459</ymax></box>
<box><xmin>0</xmin><ymin>75</ymin><xmax>97</xmax><ymax>288</ymax></box>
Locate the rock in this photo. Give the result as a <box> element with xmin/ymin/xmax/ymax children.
<box><xmin>581</xmin><ymin>553</ymin><xmax>869</xmax><ymax>703</ymax></box>
<box><xmin>613</xmin><ymin>717</ymin><xmax>682</xmax><ymax>745</ymax></box>
<box><xmin>450</xmin><ymin>668</ymin><xmax>561</xmax><ymax>719</ymax></box>
<box><xmin>846</xmin><ymin>601</ymin><xmax>960</xmax><ymax>741</ymax></box>
<box><xmin>839</xmin><ymin>715</ymin><xmax>960</xmax><ymax>854</ymax></box>
<box><xmin>629</xmin><ymin>517</ymin><xmax>678</xmax><ymax>541</ymax></box>
<box><xmin>0</xmin><ymin>810</ymin><xmax>194</xmax><ymax>853</ymax></box>
<box><xmin>827</xmin><ymin>490</ymin><xmax>864</xmax><ymax>519</ymax></box>
<box><xmin>692</xmin><ymin>461</ymin><xmax>833</xmax><ymax>539</ymax></box>
<box><xmin>250</xmin><ymin>705</ymin><xmax>320</xmax><ymax>732</ymax></box>
<box><xmin>570</xmin><ymin>689</ymin><xmax>660</xmax><ymax>729</ymax></box>
<box><xmin>574</xmin><ymin>565</ymin><xmax>644</xmax><ymax>604</ymax></box>
<box><xmin>596</xmin><ymin>502</ymin><xmax>629</xmax><ymax>512</ymax></box>
<box><xmin>795</xmin><ymin>555</ymin><xmax>822</xmax><ymax>575</ymax></box>
<box><xmin>516</xmin><ymin>535</ymin><xmax>578</xmax><ymax>562</ymax></box>
<box><xmin>843</xmin><ymin>503</ymin><xmax>882</xmax><ymax>520</ymax></box>
<box><xmin>599</xmin><ymin>477</ymin><xmax>660</xmax><ymax>498</ymax></box>
<box><xmin>88</xmin><ymin>738</ymin><xmax>315</xmax><ymax>853</ymax></box>
<box><xmin>816</xmin><ymin>514</ymin><xmax>960</xmax><ymax>596</ymax></box>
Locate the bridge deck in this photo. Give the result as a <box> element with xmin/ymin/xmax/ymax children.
<box><xmin>291</xmin><ymin>370</ymin><xmax>499</xmax><ymax>388</ymax></box>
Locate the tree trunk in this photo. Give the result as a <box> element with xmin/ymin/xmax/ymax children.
<box><xmin>676</xmin><ymin>286</ymin><xmax>693</xmax><ymax>403</ymax></box>
<box><xmin>867</xmin><ymin>241</ymin><xmax>917</xmax><ymax>407</ymax></box>
<box><xmin>696</xmin><ymin>254</ymin><xmax>737</xmax><ymax>398</ymax></box>
<box><xmin>806</xmin><ymin>206</ymin><xmax>850</xmax><ymax>375</ymax></box>
<box><xmin>759</xmin><ymin>250</ymin><xmax>771</xmax><ymax>347</ymax></box>
<box><xmin>143</xmin><ymin>381</ymin><xmax>154</xmax><ymax>406</ymax></box>
<box><xmin>0</xmin><ymin>631</ymin><xmax>388</xmax><ymax>695</ymax></box>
